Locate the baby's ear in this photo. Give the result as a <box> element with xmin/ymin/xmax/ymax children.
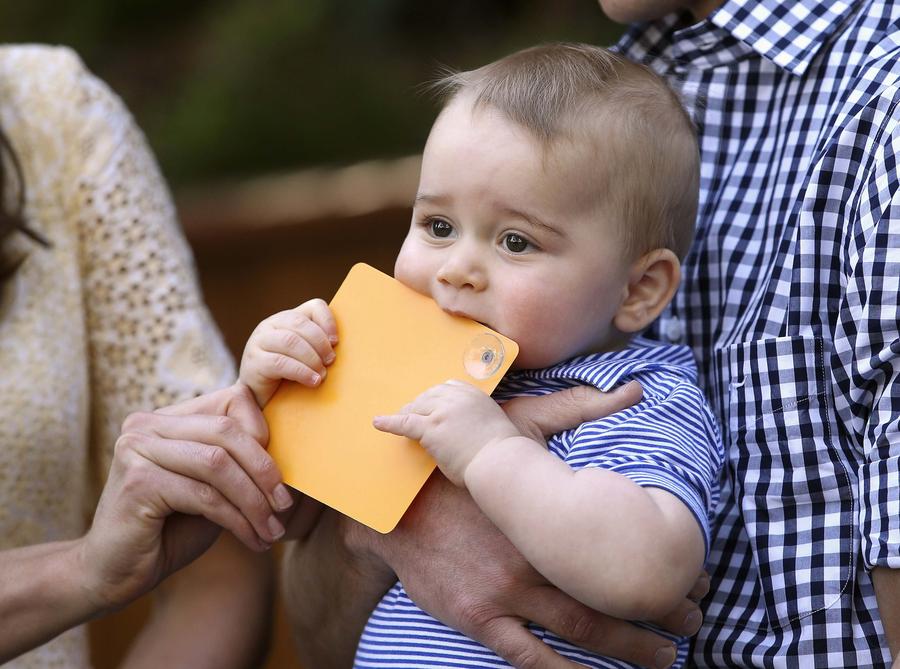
<box><xmin>613</xmin><ymin>249</ymin><xmax>681</xmax><ymax>334</ymax></box>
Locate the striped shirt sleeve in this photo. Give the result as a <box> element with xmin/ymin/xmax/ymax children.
<box><xmin>563</xmin><ymin>374</ymin><xmax>723</xmax><ymax>556</ymax></box>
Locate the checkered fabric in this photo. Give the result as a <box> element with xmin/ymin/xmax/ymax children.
<box><xmin>617</xmin><ymin>1</ymin><xmax>900</xmax><ymax>665</ymax></box>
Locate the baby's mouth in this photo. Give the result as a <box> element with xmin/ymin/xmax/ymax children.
<box><xmin>443</xmin><ymin>308</ymin><xmax>490</xmax><ymax>329</ymax></box>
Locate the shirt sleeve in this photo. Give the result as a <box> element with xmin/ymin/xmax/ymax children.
<box><xmin>563</xmin><ymin>376</ymin><xmax>723</xmax><ymax>556</ymax></box>
<box><xmin>54</xmin><ymin>49</ymin><xmax>236</xmax><ymax>497</ymax></box>
<box><xmin>832</xmin><ymin>107</ymin><xmax>900</xmax><ymax>571</ymax></box>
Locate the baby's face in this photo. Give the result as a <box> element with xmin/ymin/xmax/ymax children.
<box><xmin>394</xmin><ymin>97</ymin><xmax>635</xmax><ymax>369</ymax></box>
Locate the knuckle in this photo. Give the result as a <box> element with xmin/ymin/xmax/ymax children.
<box><xmin>213</xmin><ymin>414</ymin><xmax>236</xmax><ymax>436</ymax></box>
<box><xmin>569</xmin><ymin>383</ymin><xmax>595</xmax><ymax>405</ymax></box>
<box><xmin>194</xmin><ymin>481</ymin><xmax>219</xmax><ymax>506</ymax></box>
<box><xmin>279</xmin><ymin>329</ymin><xmax>304</xmax><ymax>352</ymax></box>
<box><xmin>569</xmin><ymin>384</ymin><xmax>601</xmax><ymax>423</ymax></box>
<box><xmin>117</xmin><ymin>454</ymin><xmax>151</xmax><ymax>492</ymax></box>
<box><xmin>456</xmin><ymin>596</ymin><xmax>498</xmax><ymax>631</ymax></box>
<box><xmin>120</xmin><ymin>411</ymin><xmax>150</xmax><ymax>434</ymax></box>
<box><xmin>254</xmin><ymin>453</ymin><xmax>277</xmax><ymax>479</ymax></box>
<box><xmin>289</xmin><ymin>312</ymin><xmax>312</xmax><ymax>332</ymax></box>
<box><xmin>250</xmin><ymin>487</ymin><xmax>269</xmax><ymax>514</ymax></box>
<box><xmin>271</xmin><ymin>354</ymin><xmax>291</xmax><ymax>374</ymax></box>
<box><xmin>507</xmin><ymin>649</ymin><xmax>542</xmax><ymax>669</ymax></box>
<box><xmin>561</xmin><ymin>610</ymin><xmax>599</xmax><ymax>645</ymax></box>
<box><xmin>204</xmin><ymin>445</ymin><xmax>230</xmax><ymax>471</ymax></box>
<box><xmin>113</xmin><ymin>430</ymin><xmax>145</xmax><ymax>456</ymax></box>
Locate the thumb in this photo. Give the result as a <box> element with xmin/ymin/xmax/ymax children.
<box><xmin>503</xmin><ymin>381</ymin><xmax>642</xmax><ymax>440</ymax></box>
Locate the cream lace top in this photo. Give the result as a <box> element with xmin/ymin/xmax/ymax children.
<box><xmin>0</xmin><ymin>45</ymin><xmax>235</xmax><ymax>667</ymax></box>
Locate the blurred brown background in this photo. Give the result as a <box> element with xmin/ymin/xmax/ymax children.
<box><xmin>0</xmin><ymin>1</ymin><xmax>623</xmax><ymax>666</ymax></box>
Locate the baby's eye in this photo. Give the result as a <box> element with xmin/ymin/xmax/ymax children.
<box><xmin>429</xmin><ymin>218</ymin><xmax>454</xmax><ymax>238</ymax></box>
<box><xmin>504</xmin><ymin>233</ymin><xmax>530</xmax><ymax>253</ymax></box>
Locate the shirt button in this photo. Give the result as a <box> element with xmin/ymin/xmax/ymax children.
<box><xmin>664</xmin><ymin>317</ymin><xmax>684</xmax><ymax>342</ymax></box>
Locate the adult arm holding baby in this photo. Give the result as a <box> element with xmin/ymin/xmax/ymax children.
<box><xmin>374</xmin><ymin>376</ymin><xmax>707</xmax><ymax>621</ymax></box>
<box><xmin>240</xmin><ymin>294</ymin><xmax>710</xmax><ymax>669</ymax></box>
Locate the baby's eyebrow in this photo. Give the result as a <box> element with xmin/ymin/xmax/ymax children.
<box><xmin>497</xmin><ymin>205</ymin><xmax>564</xmax><ymax>237</ymax></box>
<box><xmin>414</xmin><ymin>192</ymin><xmax>449</xmax><ymax>206</ymax></box>
<box><xmin>414</xmin><ymin>193</ymin><xmax>564</xmax><ymax>238</ymax></box>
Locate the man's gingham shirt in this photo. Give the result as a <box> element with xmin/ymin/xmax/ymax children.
<box><xmin>356</xmin><ymin>342</ymin><xmax>722</xmax><ymax>669</ymax></box>
<box><xmin>617</xmin><ymin>1</ymin><xmax>900</xmax><ymax>665</ymax></box>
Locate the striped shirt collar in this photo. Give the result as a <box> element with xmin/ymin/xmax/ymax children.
<box><xmin>501</xmin><ymin>337</ymin><xmax>698</xmax><ymax>393</ymax></box>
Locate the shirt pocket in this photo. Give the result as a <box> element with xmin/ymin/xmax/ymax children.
<box><xmin>720</xmin><ymin>334</ymin><xmax>856</xmax><ymax>627</ymax></box>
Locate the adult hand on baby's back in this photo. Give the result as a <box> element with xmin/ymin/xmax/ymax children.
<box><xmin>384</xmin><ymin>473</ymin><xmax>700</xmax><ymax>669</ymax></box>
<box><xmin>373</xmin><ymin>382</ymin><xmax>708</xmax><ymax>669</ymax></box>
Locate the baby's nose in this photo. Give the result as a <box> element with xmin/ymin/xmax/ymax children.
<box><xmin>436</xmin><ymin>249</ymin><xmax>486</xmax><ymax>290</ymax></box>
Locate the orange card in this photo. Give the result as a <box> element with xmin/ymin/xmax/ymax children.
<box><xmin>264</xmin><ymin>263</ymin><xmax>518</xmax><ymax>533</ymax></box>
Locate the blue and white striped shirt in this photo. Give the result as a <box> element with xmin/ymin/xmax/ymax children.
<box><xmin>355</xmin><ymin>339</ymin><xmax>723</xmax><ymax>669</ymax></box>
<box><xmin>617</xmin><ymin>1</ymin><xmax>900</xmax><ymax>665</ymax></box>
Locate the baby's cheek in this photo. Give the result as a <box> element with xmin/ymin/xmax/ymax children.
<box><xmin>501</xmin><ymin>303</ymin><xmax>568</xmax><ymax>369</ymax></box>
<box><xmin>394</xmin><ymin>255</ymin><xmax>432</xmax><ymax>296</ymax></box>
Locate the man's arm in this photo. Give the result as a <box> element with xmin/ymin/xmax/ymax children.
<box><xmin>282</xmin><ymin>507</ymin><xmax>396</xmax><ymax>669</ymax></box>
<box><xmin>282</xmin><ymin>384</ymin><xmax>706</xmax><ymax>669</ymax></box>
<box><xmin>832</xmin><ymin>122</ymin><xmax>900</xmax><ymax>662</ymax></box>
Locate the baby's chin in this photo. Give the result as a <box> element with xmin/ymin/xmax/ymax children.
<box><xmin>510</xmin><ymin>349</ymin><xmax>572</xmax><ymax>371</ymax></box>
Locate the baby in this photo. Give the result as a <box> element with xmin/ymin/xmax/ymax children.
<box><xmin>240</xmin><ymin>42</ymin><xmax>722</xmax><ymax>669</ymax></box>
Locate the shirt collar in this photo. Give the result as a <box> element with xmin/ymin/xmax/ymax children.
<box><xmin>500</xmin><ymin>338</ymin><xmax>698</xmax><ymax>394</ymax></box>
<box><xmin>703</xmin><ymin>0</ymin><xmax>857</xmax><ymax>75</ymax></box>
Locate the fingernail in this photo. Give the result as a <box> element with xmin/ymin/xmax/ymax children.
<box><xmin>267</xmin><ymin>515</ymin><xmax>285</xmax><ymax>540</ymax></box>
<box><xmin>616</xmin><ymin>380</ymin><xmax>638</xmax><ymax>393</ymax></box>
<box><xmin>310</xmin><ymin>373</ymin><xmax>321</xmax><ymax>385</ymax></box>
<box><xmin>329</xmin><ymin>334</ymin><xmax>338</xmax><ymax>344</ymax></box>
<box><xmin>325</xmin><ymin>352</ymin><xmax>336</xmax><ymax>365</ymax></box>
<box><xmin>682</xmin><ymin>610</ymin><xmax>702</xmax><ymax>635</ymax></box>
<box><xmin>273</xmin><ymin>483</ymin><xmax>293</xmax><ymax>511</ymax></box>
<box><xmin>654</xmin><ymin>645</ymin><xmax>676</xmax><ymax>669</ymax></box>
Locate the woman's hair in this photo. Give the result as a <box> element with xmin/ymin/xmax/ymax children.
<box><xmin>430</xmin><ymin>42</ymin><xmax>700</xmax><ymax>260</ymax></box>
<box><xmin>0</xmin><ymin>125</ymin><xmax>49</xmax><ymax>284</ymax></box>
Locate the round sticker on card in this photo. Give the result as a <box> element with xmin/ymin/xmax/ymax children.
<box><xmin>463</xmin><ymin>332</ymin><xmax>505</xmax><ymax>379</ymax></box>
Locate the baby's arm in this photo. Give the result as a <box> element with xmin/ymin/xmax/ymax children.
<box><xmin>374</xmin><ymin>380</ymin><xmax>705</xmax><ymax>621</ymax></box>
<box><xmin>239</xmin><ymin>299</ymin><xmax>338</xmax><ymax>408</ymax></box>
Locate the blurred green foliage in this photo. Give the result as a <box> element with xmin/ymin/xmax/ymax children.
<box><xmin>0</xmin><ymin>1</ymin><xmax>623</xmax><ymax>185</ymax></box>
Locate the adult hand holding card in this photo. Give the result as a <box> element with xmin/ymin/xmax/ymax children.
<box><xmin>264</xmin><ymin>263</ymin><xmax>518</xmax><ymax>533</ymax></box>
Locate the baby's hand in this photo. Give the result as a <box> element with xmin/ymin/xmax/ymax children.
<box><xmin>239</xmin><ymin>298</ymin><xmax>337</xmax><ymax>408</ymax></box>
<box><xmin>373</xmin><ymin>380</ymin><xmax>519</xmax><ymax>486</ymax></box>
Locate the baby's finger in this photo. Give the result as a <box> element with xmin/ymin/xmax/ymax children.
<box><xmin>274</xmin><ymin>319</ymin><xmax>335</xmax><ymax>367</ymax></box>
<box><xmin>255</xmin><ymin>348</ymin><xmax>326</xmax><ymax>387</ymax></box>
<box><xmin>298</xmin><ymin>298</ymin><xmax>338</xmax><ymax>344</ymax></box>
<box><xmin>373</xmin><ymin>412</ymin><xmax>427</xmax><ymax>441</ymax></box>
<box><xmin>258</xmin><ymin>324</ymin><xmax>332</xmax><ymax>372</ymax></box>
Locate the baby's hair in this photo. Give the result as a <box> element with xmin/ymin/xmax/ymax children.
<box><xmin>430</xmin><ymin>42</ymin><xmax>699</xmax><ymax>259</ymax></box>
